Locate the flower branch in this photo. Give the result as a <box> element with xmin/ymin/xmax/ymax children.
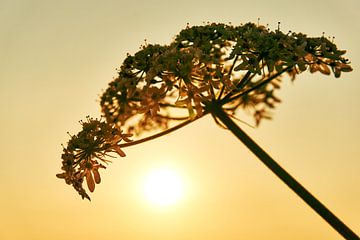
<box><xmin>57</xmin><ymin>22</ymin><xmax>358</xmax><ymax>240</ymax></box>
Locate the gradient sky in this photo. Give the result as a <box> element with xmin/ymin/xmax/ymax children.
<box><xmin>1</xmin><ymin>0</ymin><xmax>359</xmax><ymax>239</ymax></box>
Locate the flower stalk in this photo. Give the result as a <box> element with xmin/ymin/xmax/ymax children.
<box><xmin>207</xmin><ymin>102</ymin><xmax>359</xmax><ymax>240</ymax></box>
<box><xmin>58</xmin><ymin>22</ymin><xmax>358</xmax><ymax>239</ymax></box>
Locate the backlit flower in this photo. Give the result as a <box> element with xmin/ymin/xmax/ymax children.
<box><xmin>57</xmin><ymin>117</ymin><xmax>132</xmax><ymax>200</ymax></box>
<box><xmin>59</xmin><ymin>22</ymin><xmax>352</xmax><ymax>200</ymax></box>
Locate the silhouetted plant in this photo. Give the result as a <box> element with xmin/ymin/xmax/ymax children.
<box><xmin>57</xmin><ymin>22</ymin><xmax>358</xmax><ymax>239</ymax></box>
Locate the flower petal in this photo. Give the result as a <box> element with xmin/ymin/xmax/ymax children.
<box><xmin>319</xmin><ymin>63</ymin><xmax>330</xmax><ymax>75</ymax></box>
<box><xmin>121</xmin><ymin>134</ymin><xmax>133</xmax><ymax>142</ymax></box>
<box><xmin>113</xmin><ymin>145</ymin><xmax>126</xmax><ymax>157</ymax></box>
<box><xmin>56</xmin><ymin>173</ymin><xmax>66</xmax><ymax>179</ymax></box>
<box><xmin>86</xmin><ymin>171</ymin><xmax>95</xmax><ymax>192</ymax></box>
<box><xmin>92</xmin><ymin>168</ymin><xmax>101</xmax><ymax>184</ymax></box>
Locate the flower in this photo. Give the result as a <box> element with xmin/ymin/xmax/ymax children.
<box><xmin>175</xmin><ymin>83</ymin><xmax>209</xmax><ymax>118</ymax></box>
<box><xmin>100</xmin><ymin>23</ymin><xmax>351</xmax><ymax>129</ymax></box>
<box><xmin>57</xmin><ymin>117</ymin><xmax>132</xmax><ymax>200</ymax></box>
<box><xmin>138</xmin><ymin>85</ymin><xmax>167</xmax><ymax>117</ymax></box>
<box><xmin>59</xmin><ymin>22</ymin><xmax>352</xmax><ymax>200</ymax></box>
<box><xmin>82</xmin><ymin>162</ymin><xmax>104</xmax><ymax>192</ymax></box>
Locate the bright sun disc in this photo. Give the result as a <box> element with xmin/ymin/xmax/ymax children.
<box><xmin>143</xmin><ymin>168</ymin><xmax>184</xmax><ymax>206</ymax></box>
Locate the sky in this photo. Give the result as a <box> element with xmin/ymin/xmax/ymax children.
<box><xmin>1</xmin><ymin>0</ymin><xmax>359</xmax><ymax>239</ymax></box>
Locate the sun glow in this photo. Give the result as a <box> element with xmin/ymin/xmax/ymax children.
<box><xmin>143</xmin><ymin>168</ymin><xmax>184</xmax><ymax>206</ymax></box>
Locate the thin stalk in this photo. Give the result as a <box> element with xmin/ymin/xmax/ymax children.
<box><xmin>159</xmin><ymin>103</ymin><xmax>189</xmax><ymax>108</ymax></box>
<box><xmin>156</xmin><ymin>114</ymin><xmax>190</xmax><ymax>120</ymax></box>
<box><xmin>119</xmin><ymin>113</ymin><xmax>207</xmax><ymax>148</ymax></box>
<box><xmin>220</xmin><ymin>66</ymin><xmax>291</xmax><ymax>105</ymax></box>
<box><xmin>218</xmin><ymin>55</ymin><xmax>239</xmax><ymax>100</ymax></box>
<box><xmin>208</xmin><ymin>103</ymin><xmax>359</xmax><ymax>240</ymax></box>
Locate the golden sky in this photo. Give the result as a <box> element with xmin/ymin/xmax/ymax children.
<box><xmin>1</xmin><ymin>0</ymin><xmax>359</xmax><ymax>239</ymax></box>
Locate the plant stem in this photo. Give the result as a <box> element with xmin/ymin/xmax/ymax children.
<box><xmin>220</xmin><ymin>66</ymin><xmax>292</xmax><ymax>105</ymax></box>
<box><xmin>119</xmin><ymin>113</ymin><xmax>207</xmax><ymax>148</ymax></box>
<box><xmin>218</xmin><ymin>55</ymin><xmax>239</xmax><ymax>100</ymax></box>
<box><xmin>208</xmin><ymin>103</ymin><xmax>359</xmax><ymax>240</ymax></box>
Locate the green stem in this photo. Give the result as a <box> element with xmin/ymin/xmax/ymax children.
<box><xmin>208</xmin><ymin>103</ymin><xmax>359</xmax><ymax>240</ymax></box>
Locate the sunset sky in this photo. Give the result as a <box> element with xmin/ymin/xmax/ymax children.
<box><xmin>1</xmin><ymin>0</ymin><xmax>359</xmax><ymax>239</ymax></box>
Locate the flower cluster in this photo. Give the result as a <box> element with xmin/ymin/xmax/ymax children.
<box><xmin>58</xmin><ymin>22</ymin><xmax>352</xmax><ymax>200</ymax></box>
<box><xmin>57</xmin><ymin>117</ymin><xmax>132</xmax><ymax>200</ymax></box>
<box><xmin>101</xmin><ymin>22</ymin><xmax>352</xmax><ymax>132</ymax></box>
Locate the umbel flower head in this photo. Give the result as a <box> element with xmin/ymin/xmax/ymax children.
<box><xmin>58</xmin><ymin>22</ymin><xmax>351</xmax><ymax>200</ymax></box>
<box><xmin>57</xmin><ymin>117</ymin><xmax>132</xmax><ymax>200</ymax></box>
<box><xmin>101</xmin><ymin>22</ymin><xmax>351</xmax><ymax>131</ymax></box>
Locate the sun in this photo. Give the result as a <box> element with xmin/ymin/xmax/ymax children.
<box><xmin>143</xmin><ymin>168</ymin><xmax>184</xmax><ymax>206</ymax></box>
